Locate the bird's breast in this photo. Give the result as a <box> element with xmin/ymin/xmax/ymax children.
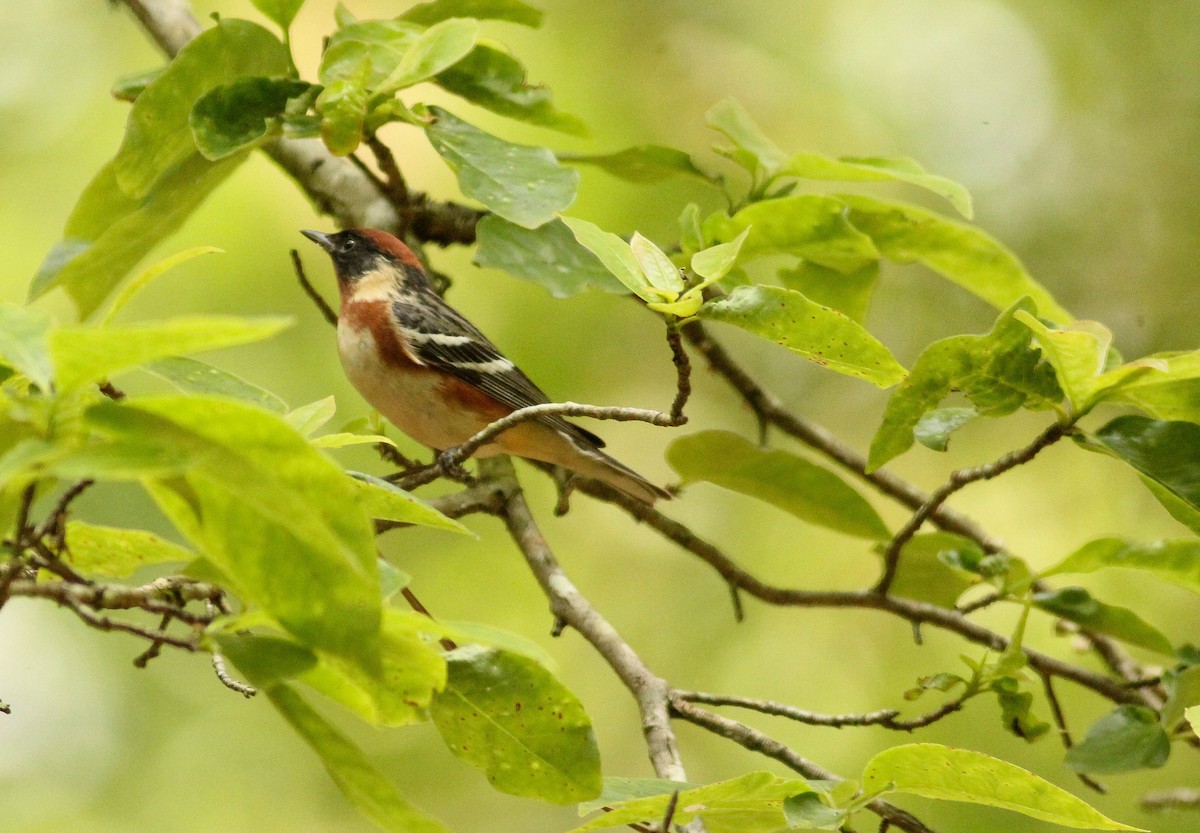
<box><xmin>336</xmin><ymin>299</ymin><xmax>505</xmax><ymax>451</ymax></box>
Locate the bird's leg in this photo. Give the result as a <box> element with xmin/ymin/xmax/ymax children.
<box><xmin>552</xmin><ymin>470</ymin><xmax>580</xmax><ymax>517</ymax></box>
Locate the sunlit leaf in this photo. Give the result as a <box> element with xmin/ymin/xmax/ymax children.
<box><xmin>0</xmin><ymin>304</ymin><xmax>54</xmax><ymax>392</ymax></box>
<box><xmin>569</xmin><ymin>771</ymin><xmax>811</xmax><ymax>833</ymax></box>
<box><xmin>629</xmin><ymin>233</ymin><xmax>684</xmax><ymax>295</ymax></box>
<box><xmin>1065</xmin><ymin>706</ymin><xmax>1171</xmax><ymax>774</ymax></box>
<box><xmin>868</xmin><ymin>299</ymin><xmax>1061</xmax><ymax>471</ymax></box>
<box><xmin>862</xmin><ymin>744</ymin><xmax>1140</xmax><ymax>830</ymax></box>
<box><xmin>780</xmin><ymin>152</ymin><xmax>973</xmax><ymax>218</ymax></box>
<box><xmin>267</xmin><ymin>684</ymin><xmax>452</xmax><ymax>833</ymax></box>
<box><xmin>887</xmin><ymin>533</ymin><xmax>979</xmax><ymax>607</ymax></box>
<box><xmin>378</xmin><ymin>17</ymin><xmax>478</xmax><ymax>93</ymax></box>
<box><xmin>1160</xmin><ymin>665</ymin><xmax>1200</xmax><ymax>730</ymax></box>
<box><xmin>424</xmin><ymin>106</ymin><xmax>577</xmax><ymax>228</ymax></box>
<box><xmin>559</xmin><ymin>216</ymin><xmax>649</xmax><ymax>297</ymax></box>
<box><xmin>100</xmin><ymin>246</ymin><xmax>222</xmax><ymax>325</ymax></box>
<box><xmin>577</xmin><ymin>777</ymin><xmax>697</xmax><ymax>816</ymax></box>
<box><xmin>1041</xmin><ymin>537</ymin><xmax>1200</xmax><ymax>597</ymax></box>
<box><xmin>778</xmin><ymin>260</ymin><xmax>879</xmax><ymax>324</ymax></box>
<box><xmin>691</xmin><ymin>227</ymin><xmax>750</xmax><ymax>283</ymax></box>
<box><xmin>347</xmin><ymin>473</ymin><xmax>471</xmax><ymax>535</ymax></box>
<box><xmin>284</xmin><ymin>396</ymin><xmax>336</xmax><ymax>436</ymax></box>
<box><xmin>318</xmin><ymin>20</ymin><xmax>421</xmax><ymax>88</ymax></box>
<box><xmin>562</xmin><ymin>145</ymin><xmax>711</xmax><ymax>182</ymax></box>
<box><xmin>699</xmin><ymin>285</ymin><xmax>906</xmax><ymax>388</ymax></box>
<box><xmin>141</xmin><ymin>355</ymin><xmax>288</xmax><ymax>413</ymax></box>
<box><xmin>667</xmin><ymin>431</ymin><xmax>889</xmax><ymax>539</ymax></box>
<box><xmin>64</xmin><ymin>521</ymin><xmax>194</xmax><ymax>578</ymax></box>
<box><xmin>250</xmin><ymin>0</ymin><xmax>308</xmax><ymax>30</ymax></box>
<box><xmin>474</xmin><ymin>216</ymin><xmax>625</xmax><ymax>297</ymax></box>
<box><xmin>705</xmin><ymin>98</ymin><xmax>788</xmax><ymax>175</ymax></box>
<box><xmin>844</xmin><ymin>195</ymin><xmax>1070</xmax><ymax>323</ymax></box>
<box><xmin>706</xmin><ymin>195</ymin><xmax>879</xmax><ymax>274</ymax></box>
<box><xmin>400</xmin><ymin>0</ymin><xmax>544</xmax><ymax>27</ymax></box>
<box><xmin>50</xmin><ymin>315</ymin><xmax>291</xmax><ymax>391</ymax></box>
<box><xmin>317</xmin><ymin>76</ymin><xmax>370</xmax><ymax>156</ymax></box>
<box><xmin>430</xmin><ymin>645</ymin><xmax>600</xmax><ymax>803</ymax></box>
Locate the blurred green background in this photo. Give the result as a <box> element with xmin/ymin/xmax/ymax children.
<box><xmin>2</xmin><ymin>1</ymin><xmax>1199</xmax><ymax>831</ymax></box>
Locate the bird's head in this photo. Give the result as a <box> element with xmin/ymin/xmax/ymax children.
<box><xmin>301</xmin><ymin>228</ymin><xmax>429</xmax><ymax>294</ymax></box>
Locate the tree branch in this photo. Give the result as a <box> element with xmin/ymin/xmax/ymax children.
<box><xmin>675</xmin><ymin>689</ymin><xmax>964</xmax><ymax>731</ymax></box>
<box><xmin>670</xmin><ymin>698</ymin><xmax>936</xmax><ymax>833</ymax></box>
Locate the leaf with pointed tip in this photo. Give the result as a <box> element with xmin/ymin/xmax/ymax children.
<box><xmin>400</xmin><ymin>0</ymin><xmax>544</xmax><ymax>27</ymax></box>
<box><xmin>347</xmin><ymin>473</ymin><xmax>471</xmax><ymax>535</ymax></box>
<box><xmin>862</xmin><ymin>744</ymin><xmax>1141</xmax><ymax>830</ymax></box>
<box><xmin>1041</xmin><ymin>537</ymin><xmax>1200</xmax><ymax>597</ymax></box>
<box><xmin>424</xmin><ymin>106</ymin><xmax>577</xmax><ymax>228</ymax></box>
<box><xmin>780</xmin><ymin>152</ymin><xmax>973</xmax><ymax>218</ymax></box>
<box><xmin>141</xmin><ymin>356</ymin><xmax>287</xmax><ymax>413</ymax></box>
<box><xmin>559</xmin><ymin>216</ymin><xmax>649</xmax><ymax>298</ymax></box>
<box><xmin>100</xmin><ymin>246</ymin><xmax>222</xmax><ymax>325</ymax></box>
<box><xmin>562</xmin><ymin>145</ymin><xmax>713</xmax><ymax>182</ymax></box>
<box><xmin>474</xmin><ymin>216</ymin><xmax>624</xmax><ymax>297</ymax></box>
<box><xmin>691</xmin><ymin>227</ymin><xmax>750</xmax><ymax>283</ymax></box>
<box><xmin>1065</xmin><ymin>706</ymin><xmax>1171</xmax><ymax>774</ymax></box>
<box><xmin>705</xmin><ymin>98</ymin><xmax>787</xmax><ymax>175</ymax></box>
<box><xmin>431</xmin><ymin>645</ymin><xmax>600</xmax><ymax>803</ymax></box>
<box><xmin>868</xmin><ymin>299</ymin><xmax>1061</xmax><ymax>471</ymax></box>
<box><xmin>844</xmin><ymin>195</ymin><xmax>1070</xmax><ymax>323</ymax></box>
<box><xmin>700</xmin><ymin>285</ymin><xmax>906</xmax><ymax>388</ymax></box>
<box><xmin>284</xmin><ymin>396</ymin><xmax>336</xmax><ymax>436</ymax></box>
<box><xmin>191</xmin><ymin>77</ymin><xmax>312</xmax><ymax>160</ymax></box>
<box><xmin>250</xmin><ymin>0</ymin><xmax>308</xmax><ymax>30</ymax></box>
<box><xmin>0</xmin><ymin>304</ymin><xmax>54</xmax><ymax>392</ymax></box>
<box><xmin>436</xmin><ymin>44</ymin><xmax>584</xmax><ymax>135</ymax></box>
<box><xmin>629</xmin><ymin>233</ymin><xmax>684</xmax><ymax>295</ymax></box>
<box><xmin>318</xmin><ymin>20</ymin><xmax>422</xmax><ymax>88</ymax></box>
<box><xmin>64</xmin><ymin>521</ymin><xmax>194</xmax><ymax>578</ymax></box>
<box><xmin>1080</xmin><ymin>416</ymin><xmax>1200</xmax><ymax>515</ymax></box>
<box><xmin>377</xmin><ymin>17</ymin><xmax>478</xmax><ymax>93</ymax></box>
<box><xmin>1032</xmin><ymin>586</ymin><xmax>1173</xmax><ymax>655</ymax></box>
<box><xmin>667</xmin><ymin>431</ymin><xmax>889</xmax><ymax>539</ymax></box>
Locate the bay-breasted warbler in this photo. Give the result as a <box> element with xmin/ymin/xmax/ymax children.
<box><xmin>302</xmin><ymin>228</ymin><xmax>669</xmax><ymax>505</ymax></box>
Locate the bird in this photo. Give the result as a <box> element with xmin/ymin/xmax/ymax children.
<box><xmin>301</xmin><ymin>227</ymin><xmax>670</xmax><ymax>505</ymax></box>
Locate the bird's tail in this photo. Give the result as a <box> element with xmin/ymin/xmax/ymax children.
<box><xmin>566</xmin><ymin>443</ymin><xmax>672</xmax><ymax>505</ymax></box>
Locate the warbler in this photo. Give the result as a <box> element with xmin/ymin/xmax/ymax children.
<box><xmin>302</xmin><ymin>228</ymin><xmax>670</xmax><ymax>505</ymax></box>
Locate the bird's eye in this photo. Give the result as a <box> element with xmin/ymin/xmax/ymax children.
<box><xmin>340</xmin><ymin>238</ymin><xmax>357</xmax><ymax>252</ymax></box>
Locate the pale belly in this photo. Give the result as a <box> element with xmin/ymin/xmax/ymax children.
<box><xmin>337</xmin><ymin>321</ymin><xmax>496</xmax><ymax>452</ymax></box>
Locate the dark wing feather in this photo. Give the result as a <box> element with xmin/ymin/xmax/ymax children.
<box><xmin>391</xmin><ymin>295</ymin><xmax>606</xmax><ymax>448</ymax></box>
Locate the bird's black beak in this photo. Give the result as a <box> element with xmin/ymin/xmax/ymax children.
<box><xmin>301</xmin><ymin>229</ymin><xmax>336</xmax><ymax>252</ymax></box>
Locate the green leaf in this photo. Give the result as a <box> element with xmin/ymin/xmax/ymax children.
<box><xmin>378</xmin><ymin>17</ymin><xmax>479</xmax><ymax>93</ymax></box>
<box><xmin>88</xmin><ymin>397</ymin><xmax>381</xmax><ymax>668</ymax></box>
<box><xmin>577</xmin><ymin>777</ymin><xmax>697</xmax><ymax>816</ymax></box>
<box><xmin>1032</xmin><ymin>586</ymin><xmax>1173</xmax><ymax>655</ymax></box>
<box><xmin>400</xmin><ymin>0</ymin><xmax>544</xmax><ymax>27</ymax></box>
<box><xmin>1161</xmin><ymin>665</ymin><xmax>1200</xmax><ymax>730</ymax></box>
<box><xmin>424</xmin><ymin>106</ymin><xmax>577</xmax><ymax>228</ymax></box>
<box><xmin>300</xmin><ymin>609</ymin><xmax>447</xmax><ymax>727</ymax></box>
<box><xmin>1042</xmin><ymin>538</ymin><xmax>1200</xmax><ymax>597</ymax></box>
<box><xmin>570</xmin><ymin>771</ymin><xmax>811</xmax><ymax>833</ymax></box>
<box><xmin>111</xmin><ymin>68</ymin><xmax>163</xmax><ymax>103</ymax></box>
<box><xmin>1015</xmin><ymin>313</ymin><xmax>1164</xmax><ymax>415</ymax></box>
<box><xmin>562</xmin><ymin>145</ymin><xmax>711</xmax><ymax>182</ymax></box>
<box><xmin>867</xmin><ymin>299</ymin><xmax>1061</xmax><ymax>471</ymax></box>
<box><xmin>990</xmin><ymin>676</ymin><xmax>1051</xmax><ymax>741</ymax></box>
<box><xmin>705</xmin><ymin>196</ymin><xmax>879</xmax><ymax>274</ymax></box>
<box><xmin>318</xmin><ymin>21</ymin><xmax>421</xmax><ymax>88</ymax></box>
<box><xmin>862</xmin><ymin>743</ymin><xmax>1141</xmax><ymax>830</ymax></box>
<box><xmin>266</xmin><ymin>684</ymin><xmax>452</xmax><ymax>833</ymax></box>
<box><xmin>191</xmin><ymin>77</ymin><xmax>312</xmax><ymax>160</ymax></box>
<box><xmin>284</xmin><ymin>396</ymin><xmax>337</xmax><ymax>436</ymax></box>
<box><xmin>705</xmin><ymin>98</ymin><xmax>788</xmax><ymax>175</ymax></box>
<box><xmin>0</xmin><ymin>304</ymin><xmax>54</xmax><ymax>392</ymax></box>
<box><xmin>559</xmin><ymin>216</ymin><xmax>649</xmax><ymax>298</ymax></box>
<box><xmin>100</xmin><ymin>246</ymin><xmax>222</xmax><ymax>325</ymax></box>
<box><xmin>843</xmin><ymin>195</ymin><xmax>1071</xmax><ymax>324</ymax></box>
<box><xmin>691</xmin><ymin>228</ymin><xmax>750</xmax><ymax>283</ymax></box>
<box><xmin>436</xmin><ymin>44</ymin><xmax>585</xmax><ymax>135</ymax></box>
<box><xmin>50</xmin><ymin>315</ymin><xmax>291</xmax><ymax>391</ymax></box>
<box><xmin>1065</xmin><ymin>706</ymin><xmax>1171</xmax><ymax>774</ymax></box>
<box><xmin>312</xmin><ymin>432</ymin><xmax>396</xmax><ymax>449</ymax></box>
<box><xmin>779</xmin><ymin>153</ymin><xmax>973</xmax><ymax>219</ymax></box>
<box><xmin>886</xmin><ymin>533</ymin><xmax>979</xmax><ymax>607</ymax></box>
<box><xmin>433</xmin><ymin>620</ymin><xmax>555</xmax><ymax>668</ymax></box>
<box><xmin>348</xmin><ymin>473</ymin><xmax>471</xmax><ymax>535</ymax></box>
<box><xmin>31</xmin><ymin>153</ymin><xmax>245</xmax><ymax>316</ymax></box>
<box><xmin>667</xmin><ymin>431</ymin><xmax>889</xmax><ymax>539</ymax></box>
<box><xmin>141</xmin><ymin>356</ymin><xmax>288</xmax><ymax>413</ymax></box>
<box><xmin>1186</xmin><ymin>706</ymin><xmax>1199</xmax><ymax>738</ymax></box>
<box><xmin>250</xmin><ymin>0</ymin><xmax>307</xmax><ymax>30</ymax></box>
<box><xmin>114</xmin><ymin>19</ymin><xmax>289</xmax><ymax>199</ymax></box>
<box><xmin>913</xmin><ymin>406</ymin><xmax>978</xmax><ymax>452</ymax></box>
<box><xmin>218</xmin><ymin>633</ymin><xmax>319</xmax><ymax>688</ymax></box>
<box><xmin>1109</xmin><ymin>350</ymin><xmax>1200</xmax><ymax>423</ymax></box>
<box><xmin>699</xmin><ymin>285</ymin><xmax>907</xmax><ymax>388</ymax></box>
<box><xmin>64</xmin><ymin>521</ymin><xmax>194</xmax><ymax>578</ymax></box>
<box><xmin>1082</xmin><ymin>416</ymin><xmax>1200</xmax><ymax>514</ymax></box>
<box><xmin>430</xmin><ymin>645</ymin><xmax>600</xmax><ymax>803</ymax></box>
<box><xmin>474</xmin><ymin>216</ymin><xmax>625</xmax><ymax>297</ymax></box>
<box><xmin>782</xmin><ymin>792</ymin><xmax>846</xmax><ymax>830</ymax></box>
<box><xmin>317</xmin><ymin>76</ymin><xmax>370</xmax><ymax>156</ymax></box>
<box><xmin>629</xmin><ymin>233</ymin><xmax>685</xmax><ymax>295</ymax></box>
<box><xmin>778</xmin><ymin>261</ymin><xmax>879</xmax><ymax>324</ymax></box>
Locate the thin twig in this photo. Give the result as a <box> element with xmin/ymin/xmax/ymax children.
<box><xmin>876</xmin><ymin>422</ymin><xmax>1068</xmax><ymax>594</ymax></box>
<box><xmin>658</xmin><ymin>791</ymin><xmax>680</xmax><ymax>833</ymax></box>
<box><xmin>675</xmin><ymin>690</ymin><xmax>964</xmax><ymax>731</ymax></box>
<box><xmin>1142</xmin><ymin>788</ymin><xmax>1200</xmax><ymax>811</ymax></box>
<box><xmin>1038</xmin><ymin>671</ymin><xmax>1107</xmax><ymax>794</ymax></box>
<box><xmin>666</xmin><ymin>327</ymin><xmax>692</xmax><ymax>425</ymax></box>
<box><xmin>291</xmin><ymin>249</ymin><xmax>338</xmax><ymax>326</ymax></box>
<box><xmin>485</xmin><ymin>456</ymin><xmax>690</xmax><ymax>782</ymax></box>
<box><xmin>669</xmin><ymin>699</ymin><xmax>936</xmax><ymax>833</ymax></box>
<box><xmin>212</xmin><ymin>650</ymin><xmax>257</xmax><ymax>698</ymax></box>
<box><xmin>33</xmin><ymin>479</ymin><xmax>94</xmax><ymax>541</ymax></box>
